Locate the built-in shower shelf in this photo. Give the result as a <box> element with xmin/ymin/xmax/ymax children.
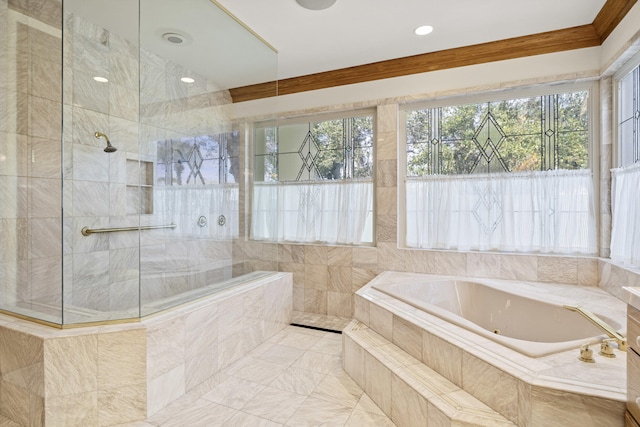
<box><xmin>126</xmin><ymin>159</ymin><xmax>153</xmax><ymax>215</ymax></box>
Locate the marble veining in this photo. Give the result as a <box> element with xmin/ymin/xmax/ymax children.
<box><xmin>28</xmin><ymin>96</ymin><xmax>61</xmax><ymax>141</ymax></box>
<box><xmin>43</xmin><ymin>335</ymin><xmax>98</xmax><ymax>397</ymax></box>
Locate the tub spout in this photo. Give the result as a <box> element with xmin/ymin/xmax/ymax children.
<box><xmin>563</xmin><ymin>305</ymin><xmax>627</xmax><ymax>352</ymax></box>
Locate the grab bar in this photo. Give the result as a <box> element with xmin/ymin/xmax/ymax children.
<box><xmin>81</xmin><ymin>224</ymin><xmax>176</xmax><ymax>236</ymax></box>
<box><xmin>563</xmin><ymin>305</ymin><xmax>627</xmax><ymax>351</ymax></box>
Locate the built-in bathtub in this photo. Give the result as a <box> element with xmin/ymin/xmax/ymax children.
<box><xmin>350</xmin><ymin>271</ymin><xmax>627</xmax><ymax>427</ymax></box>
<box><xmin>373</xmin><ymin>278</ymin><xmax>624</xmax><ymax>357</ymax></box>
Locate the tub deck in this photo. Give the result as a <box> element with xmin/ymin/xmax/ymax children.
<box><xmin>351</xmin><ymin>271</ymin><xmax>627</xmax><ymax>427</ymax></box>
<box><xmin>372</xmin><ymin>275</ymin><xmax>625</xmax><ymax>357</ymax></box>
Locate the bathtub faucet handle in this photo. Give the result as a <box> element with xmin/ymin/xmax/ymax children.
<box><xmin>599</xmin><ymin>338</ymin><xmax>616</xmax><ymax>358</ymax></box>
<box><xmin>579</xmin><ymin>343</ymin><xmax>595</xmax><ymax>363</ymax></box>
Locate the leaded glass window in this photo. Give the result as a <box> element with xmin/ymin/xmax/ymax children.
<box><xmin>618</xmin><ymin>65</ymin><xmax>640</xmax><ymax>167</ymax></box>
<box><xmin>254</xmin><ymin>115</ymin><xmax>374</xmax><ymax>182</ymax></box>
<box><xmin>611</xmin><ymin>61</ymin><xmax>640</xmax><ymax>267</ymax></box>
<box><xmin>403</xmin><ymin>88</ymin><xmax>595</xmax><ymax>254</ymax></box>
<box><xmin>252</xmin><ymin>113</ymin><xmax>374</xmax><ymax>245</ymax></box>
<box><xmin>156</xmin><ymin>132</ymin><xmax>240</xmax><ymax>185</ymax></box>
<box><xmin>406</xmin><ymin>91</ymin><xmax>589</xmax><ymax>176</ymax></box>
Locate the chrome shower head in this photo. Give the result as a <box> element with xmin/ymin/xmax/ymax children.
<box><xmin>95</xmin><ymin>131</ymin><xmax>117</xmax><ymax>153</ymax></box>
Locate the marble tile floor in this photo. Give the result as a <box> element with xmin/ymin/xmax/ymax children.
<box><xmin>139</xmin><ymin>324</ymin><xmax>395</xmax><ymax>427</ymax></box>
<box><xmin>0</xmin><ymin>323</ymin><xmax>396</xmax><ymax>427</ymax></box>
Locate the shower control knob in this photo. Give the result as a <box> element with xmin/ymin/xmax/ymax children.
<box><xmin>197</xmin><ymin>216</ymin><xmax>208</xmax><ymax>227</ymax></box>
<box><xmin>217</xmin><ymin>215</ymin><xmax>226</xmax><ymax>226</ymax></box>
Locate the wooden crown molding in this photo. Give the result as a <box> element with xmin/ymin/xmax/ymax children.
<box><xmin>229</xmin><ymin>0</ymin><xmax>636</xmax><ymax>103</ymax></box>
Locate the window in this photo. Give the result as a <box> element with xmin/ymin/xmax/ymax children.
<box><xmin>403</xmin><ymin>87</ymin><xmax>596</xmax><ymax>254</ymax></box>
<box><xmin>618</xmin><ymin>64</ymin><xmax>640</xmax><ymax>166</ymax></box>
<box><xmin>156</xmin><ymin>133</ymin><xmax>240</xmax><ymax>185</ymax></box>
<box><xmin>252</xmin><ymin>113</ymin><xmax>374</xmax><ymax>245</ymax></box>
<box><xmin>406</xmin><ymin>93</ymin><xmax>589</xmax><ymax>176</ymax></box>
<box><xmin>611</xmin><ymin>61</ymin><xmax>640</xmax><ymax>266</ymax></box>
<box><xmin>154</xmin><ymin>133</ymin><xmax>240</xmax><ymax>238</ymax></box>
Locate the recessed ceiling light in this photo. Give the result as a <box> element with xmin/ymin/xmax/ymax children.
<box><xmin>295</xmin><ymin>0</ymin><xmax>337</xmax><ymax>11</ymax></box>
<box><xmin>163</xmin><ymin>32</ymin><xmax>185</xmax><ymax>44</ymax></box>
<box><xmin>414</xmin><ymin>25</ymin><xmax>434</xmax><ymax>36</ymax></box>
<box><xmin>93</xmin><ymin>76</ymin><xmax>108</xmax><ymax>83</ymax></box>
<box><xmin>181</xmin><ymin>77</ymin><xmax>195</xmax><ymax>83</ymax></box>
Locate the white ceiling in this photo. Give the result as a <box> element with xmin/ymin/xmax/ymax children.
<box><xmin>216</xmin><ymin>0</ymin><xmax>607</xmax><ymax>80</ymax></box>
<box><xmin>65</xmin><ymin>0</ymin><xmax>277</xmax><ymax>89</ymax></box>
<box><xmin>66</xmin><ymin>0</ymin><xmax>607</xmax><ymax>89</ymax></box>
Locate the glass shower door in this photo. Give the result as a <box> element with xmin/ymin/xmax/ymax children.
<box><xmin>0</xmin><ymin>0</ymin><xmax>64</xmax><ymax>325</ymax></box>
<box><xmin>137</xmin><ymin>0</ymin><xmax>279</xmax><ymax>317</ymax></box>
<box><xmin>0</xmin><ymin>0</ymin><xmax>278</xmax><ymax>326</ymax></box>
<box><xmin>61</xmin><ymin>0</ymin><xmax>142</xmax><ymax>325</ymax></box>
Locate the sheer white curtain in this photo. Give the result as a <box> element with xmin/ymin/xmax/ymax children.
<box><xmin>161</xmin><ymin>185</ymin><xmax>239</xmax><ymax>239</ymax></box>
<box><xmin>406</xmin><ymin>169</ymin><xmax>596</xmax><ymax>253</ymax></box>
<box><xmin>610</xmin><ymin>163</ymin><xmax>640</xmax><ymax>266</ymax></box>
<box><xmin>252</xmin><ymin>180</ymin><xmax>373</xmax><ymax>244</ymax></box>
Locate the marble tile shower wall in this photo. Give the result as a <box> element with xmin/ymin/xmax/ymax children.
<box><xmin>61</xmin><ymin>12</ymin><xmax>241</xmax><ymax>320</ymax></box>
<box><xmin>0</xmin><ymin>3</ymin><xmax>266</xmax><ymax>324</ymax></box>
<box><xmin>260</xmin><ymin>102</ymin><xmax>639</xmax><ymax>317</ymax></box>
<box><xmin>0</xmin><ymin>1</ymin><xmax>63</xmax><ymax>321</ymax></box>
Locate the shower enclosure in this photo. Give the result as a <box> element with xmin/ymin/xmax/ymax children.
<box><xmin>0</xmin><ymin>0</ymin><xmax>278</xmax><ymax>326</ymax></box>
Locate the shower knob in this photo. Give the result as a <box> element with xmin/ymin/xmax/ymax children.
<box><xmin>217</xmin><ymin>215</ymin><xmax>226</xmax><ymax>226</ymax></box>
<box><xmin>197</xmin><ymin>216</ymin><xmax>207</xmax><ymax>227</ymax></box>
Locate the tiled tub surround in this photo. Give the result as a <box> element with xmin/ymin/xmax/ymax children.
<box><xmin>344</xmin><ymin>321</ymin><xmax>515</xmax><ymax>427</ymax></box>
<box><xmin>280</xmin><ymin>243</ymin><xmax>604</xmax><ymax>318</ymax></box>
<box><xmin>0</xmin><ymin>272</ymin><xmax>292</xmax><ymax>426</ymax></box>
<box><xmin>346</xmin><ymin>271</ymin><xmax>627</xmax><ymax>427</ymax></box>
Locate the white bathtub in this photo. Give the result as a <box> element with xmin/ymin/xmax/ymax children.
<box><xmin>372</xmin><ymin>275</ymin><xmax>625</xmax><ymax>357</ymax></box>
